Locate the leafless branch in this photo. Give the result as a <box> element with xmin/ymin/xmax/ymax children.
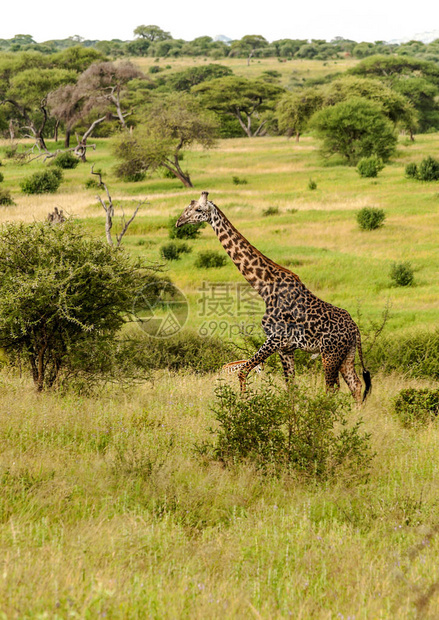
<box><xmin>91</xmin><ymin>165</ymin><xmax>145</xmax><ymax>247</ymax></box>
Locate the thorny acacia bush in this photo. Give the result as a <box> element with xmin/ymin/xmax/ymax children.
<box><xmin>0</xmin><ymin>221</ymin><xmax>163</xmax><ymax>391</ymax></box>
<box><xmin>199</xmin><ymin>380</ymin><xmax>373</xmax><ymax>481</ymax></box>
<box><xmin>394</xmin><ymin>388</ymin><xmax>439</xmax><ymax>428</ymax></box>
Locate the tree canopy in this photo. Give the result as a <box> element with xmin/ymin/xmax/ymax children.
<box><xmin>193</xmin><ymin>76</ymin><xmax>283</xmax><ymax>137</ymax></box>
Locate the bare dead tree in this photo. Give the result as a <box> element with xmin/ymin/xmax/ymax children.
<box><xmin>91</xmin><ymin>165</ymin><xmax>144</xmax><ymax>247</ymax></box>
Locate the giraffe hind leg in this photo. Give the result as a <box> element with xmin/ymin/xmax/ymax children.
<box><xmin>322</xmin><ymin>355</ymin><xmax>341</xmax><ymax>394</ymax></box>
<box><xmin>340</xmin><ymin>345</ymin><xmax>362</xmax><ymax>405</ymax></box>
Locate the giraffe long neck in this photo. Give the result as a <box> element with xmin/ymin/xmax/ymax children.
<box><xmin>210</xmin><ymin>205</ymin><xmax>301</xmax><ymax>297</ymax></box>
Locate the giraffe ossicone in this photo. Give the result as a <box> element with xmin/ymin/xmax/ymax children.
<box><xmin>176</xmin><ymin>192</ymin><xmax>372</xmax><ymax>404</ymax></box>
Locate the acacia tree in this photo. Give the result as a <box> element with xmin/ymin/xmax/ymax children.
<box><xmin>1</xmin><ymin>67</ymin><xmax>76</xmax><ymax>149</ymax></box>
<box><xmin>276</xmin><ymin>88</ymin><xmax>324</xmax><ymax>141</ymax></box>
<box><xmin>0</xmin><ymin>221</ymin><xmax>162</xmax><ymax>391</ymax></box>
<box><xmin>229</xmin><ymin>35</ymin><xmax>268</xmax><ymax>65</ymax></box>
<box><xmin>133</xmin><ymin>25</ymin><xmax>171</xmax><ymax>42</ymax></box>
<box><xmin>193</xmin><ymin>76</ymin><xmax>283</xmax><ymax>137</ymax></box>
<box><xmin>322</xmin><ymin>76</ymin><xmax>417</xmax><ymax>137</ymax></box>
<box><xmin>48</xmin><ymin>61</ymin><xmax>145</xmax><ymax>158</ymax></box>
<box><xmin>112</xmin><ymin>93</ymin><xmax>217</xmax><ymax>187</ymax></box>
<box><xmin>311</xmin><ymin>98</ymin><xmax>397</xmax><ymax>165</ymax></box>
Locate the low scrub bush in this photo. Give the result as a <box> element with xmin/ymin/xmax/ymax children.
<box><xmin>263</xmin><ymin>206</ymin><xmax>280</xmax><ymax>217</ymax></box>
<box><xmin>405</xmin><ymin>157</ymin><xmax>439</xmax><ymax>181</ymax></box>
<box><xmin>356</xmin><ymin>207</ymin><xmax>386</xmax><ymax>230</ymax></box>
<box><xmin>160</xmin><ymin>241</ymin><xmax>191</xmax><ymax>261</ymax></box>
<box><xmin>394</xmin><ymin>388</ymin><xmax>439</xmax><ymax>427</ymax></box>
<box><xmin>366</xmin><ymin>329</ymin><xmax>439</xmax><ymax>380</ymax></box>
<box><xmin>195</xmin><ymin>250</ymin><xmax>227</xmax><ymax>269</ymax></box>
<box><xmin>52</xmin><ymin>152</ymin><xmax>79</xmax><ymax>169</ymax></box>
<box><xmin>232</xmin><ymin>176</ymin><xmax>248</xmax><ymax>185</ymax></box>
<box><xmin>357</xmin><ymin>155</ymin><xmax>384</xmax><ymax>178</ymax></box>
<box><xmin>128</xmin><ymin>329</ymin><xmax>234</xmax><ymax>373</ymax></box>
<box><xmin>21</xmin><ymin>169</ymin><xmax>63</xmax><ymax>194</ymax></box>
<box><xmin>308</xmin><ymin>178</ymin><xmax>317</xmax><ymax>190</ymax></box>
<box><xmin>390</xmin><ymin>261</ymin><xmax>414</xmax><ymax>287</ymax></box>
<box><xmin>417</xmin><ymin>156</ymin><xmax>439</xmax><ymax>181</ymax></box>
<box><xmin>168</xmin><ymin>215</ymin><xmax>206</xmax><ymax>240</ymax></box>
<box><xmin>405</xmin><ymin>162</ymin><xmax>418</xmax><ymax>178</ymax></box>
<box><xmin>0</xmin><ymin>189</ymin><xmax>14</xmax><ymax>206</ymax></box>
<box><xmin>199</xmin><ymin>381</ymin><xmax>373</xmax><ymax>481</ymax></box>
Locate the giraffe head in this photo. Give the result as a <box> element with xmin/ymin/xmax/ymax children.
<box><xmin>175</xmin><ymin>191</ymin><xmax>214</xmax><ymax>228</ymax></box>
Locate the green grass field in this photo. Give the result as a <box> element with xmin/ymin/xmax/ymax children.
<box><xmin>0</xmin><ymin>114</ymin><xmax>439</xmax><ymax>617</ymax></box>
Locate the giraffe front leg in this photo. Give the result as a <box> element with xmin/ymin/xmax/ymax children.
<box><xmin>237</xmin><ymin>337</ymin><xmax>278</xmax><ymax>394</ymax></box>
<box><xmin>279</xmin><ymin>350</ymin><xmax>295</xmax><ymax>386</ymax></box>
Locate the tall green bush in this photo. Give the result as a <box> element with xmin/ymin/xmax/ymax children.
<box><xmin>0</xmin><ymin>221</ymin><xmax>162</xmax><ymax>391</ymax></box>
<box><xmin>311</xmin><ymin>98</ymin><xmax>397</xmax><ymax>165</ymax></box>
<box><xmin>357</xmin><ymin>155</ymin><xmax>384</xmax><ymax>178</ymax></box>
<box><xmin>356</xmin><ymin>207</ymin><xmax>386</xmax><ymax>230</ymax></box>
<box><xmin>21</xmin><ymin>169</ymin><xmax>63</xmax><ymax>194</ymax></box>
<box><xmin>200</xmin><ymin>381</ymin><xmax>373</xmax><ymax>481</ymax></box>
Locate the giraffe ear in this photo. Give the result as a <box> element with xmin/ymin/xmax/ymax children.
<box><xmin>199</xmin><ymin>191</ymin><xmax>209</xmax><ymax>208</ymax></box>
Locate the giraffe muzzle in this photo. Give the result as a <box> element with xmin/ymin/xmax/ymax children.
<box><xmin>175</xmin><ymin>214</ymin><xmax>188</xmax><ymax>228</ymax></box>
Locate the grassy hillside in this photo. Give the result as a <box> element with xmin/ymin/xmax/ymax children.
<box><xmin>1</xmin><ymin>133</ymin><xmax>438</xmax><ymax>335</ymax></box>
<box><xmin>1</xmin><ymin>371</ymin><xmax>439</xmax><ymax>618</ymax></box>
<box><xmin>0</xmin><ymin>113</ymin><xmax>438</xmax><ymax>617</ymax></box>
<box><xmin>132</xmin><ymin>56</ymin><xmax>359</xmax><ymax>88</ymax></box>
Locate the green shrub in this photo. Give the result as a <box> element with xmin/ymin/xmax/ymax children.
<box><xmin>232</xmin><ymin>176</ymin><xmax>248</xmax><ymax>185</ymax></box>
<box><xmin>0</xmin><ymin>189</ymin><xmax>15</xmax><ymax>206</ymax></box>
<box><xmin>262</xmin><ymin>206</ymin><xmax>280</xmax><ymax>217</ymax></box>
<box><xmin>127</xmin><ymin>329</ymin><xmax>234</xmax><ymax>373</ymax></box>
<box><xmin>195</xmin><ymin>250</ymin><xmax>227</xmax><ymax>269</ymax></box>
<box><xmin>367</xmin><ymin>329</ymin><xmax>439</xmax><ymax>380</ymax></box>
<box><xmin>0</xmin><ymin>172</ymin><xmax>3</xmax><ymax>183</ymax></box>
<box><xmin>84</xmin><ymin>178</ymin><xmax>100</xmax><ymax>189</ymax></box>
<box><xmin>199</xmin><ymin>381</ymin><xmax>373</xmax><ymax>480</ymax></box>
<box><xmin>308</xmin><ymin>178</ymin><xmax>317</xmax><ymax>190</ymax></box>
<box><xmin>356</xmin><ymin>207</ymin><xmax>386</xmax><ymax>230</ymax></box>
<box><xmin>52</xmin><ymin>152</ymin><xmax>79</xmax><ymax>169</ymax></box>
<box><xmin>148</xmin><ymin>65</ymin><xmax>162</xmax><ymax>74</ymax></box>
<box><xmin>357</xmin><ymin>155</ymin><xmax>385</xmax><ymax>178</ymax></box>
<box><xmin>311</xmin><ymin>98</ymin><xmax>397</xmax><ymax>165</ymax></box>
<box><xmin>168</xmin><ymin>215</ymin><xmax>206</xmax><ymax>240</ymax></box>
<box><xmin>405</xmin><ymin>162</ymin><xmax>418</xmax><ymax>178</ymax></box>
<box><xmin>162</xmin><ymin>167</ymin><xmax>175</xmax><ymax>179</ymax></box>
<box><xmin>160</xmin><ymin>241</ymin><xmax>192</xmax><ymax>261</ymax></box>
<box><xmin>0</xmin><ymin>221</ymin><xmax>163</xmax><ymax>391</ymax></box>
<box><xmin>20</xmin><ymin>169</ymin><xmax>63</xmax><ymax>194</ymax></box>
<box><xmin>394</xmin><ymin>388</ymin><xmax>439</xmax><ymax>427</ymax></box>
<box><xmin>390</xmin><ymin>261</ymin><xmax>414</xmax><ymax>287</ymax></box>
<box><xmin>417</xmin><ymin>156</ymin><xmax>439</xmax><ymax>181</ymax></box>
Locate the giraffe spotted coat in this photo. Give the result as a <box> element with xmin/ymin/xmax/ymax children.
<box><xmin>176</xmin><ymin>192</ymin><xmax>371</xmax><ymax>403</ymax></box>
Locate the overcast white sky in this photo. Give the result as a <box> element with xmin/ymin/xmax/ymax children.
<box><xmin>2</xmin><ymin>0</ymin><xmax>439</xmax><ymax>43</ymax></box>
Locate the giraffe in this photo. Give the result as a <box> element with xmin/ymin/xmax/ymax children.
<box><xmin>176</xmin><ymin>191</ymin><xmax>371</xmax><ymax>404</ymax></box>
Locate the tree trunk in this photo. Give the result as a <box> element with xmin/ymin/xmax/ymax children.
<box><xmin>295</xmin><ymin>132</ymin><xmax>300</xmax><ymax>142</ymax></box>
<box><xmin>54</xmin><ymin>119</ymin><xmax>60</xmax><ymax>142</ymax></box>
<box><xmin>8</xmin><ymin>119</ymin><xmax>15</xmax><ymax>140</ymax></box>
<box><xmin>65</xmin><ymin>128</ymin><xmax>71</xmax><ymax>148</ymax></box>
<box><xmin>163</xmin><ymin>159</ymin><xmax>193</xmax><ymax>187</ymax></box>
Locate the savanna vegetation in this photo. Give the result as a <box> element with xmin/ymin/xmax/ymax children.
<box><xmin>0</xmin><ymin>28</ymin><xmax>439</xmax><ymax>618</ymax></box>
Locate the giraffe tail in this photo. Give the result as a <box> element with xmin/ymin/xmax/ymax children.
<box><xmin>356</xmin><ymin>329</ymin><xmax>372</xmax><ymax>402</ymax></box>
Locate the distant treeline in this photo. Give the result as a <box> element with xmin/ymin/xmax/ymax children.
<box><xmin>2</xmin><ymin>27</ymin><xmax>439</xmax><ymax>62</ymax></box>
<box><xmin>1</xmin><ymin>33</ymin><xmax>439</xmax><ymax>176</ymax></box>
